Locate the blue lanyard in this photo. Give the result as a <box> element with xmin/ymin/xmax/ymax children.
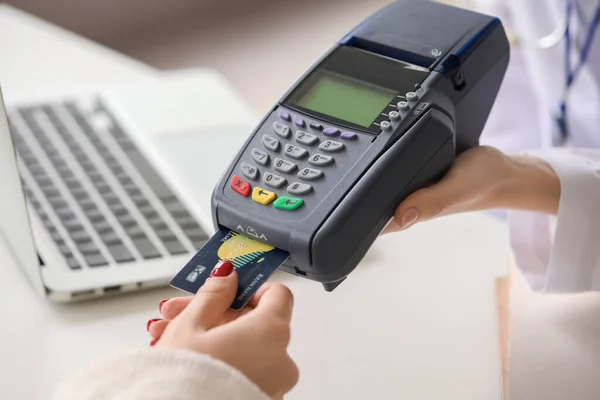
<box><xmin>556</xmin><ymin>0</ymin><xmax>600</xmax><ymax>143</ymax></box>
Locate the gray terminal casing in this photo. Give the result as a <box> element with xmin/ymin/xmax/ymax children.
<box><xmin>211</xmin><ymin>0</ymin><xmax>510</xmax><ymax>291</ymax></box>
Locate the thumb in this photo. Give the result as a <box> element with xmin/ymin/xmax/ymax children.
<box><xmin>393</xmin><ymin>181</ymin><xmax>461</xmax><ymax>230</ymax></box>
<box><xmin>182</xmin><ymin>260</ymin><xmax>239</xmax><ymax>330</ymax></box>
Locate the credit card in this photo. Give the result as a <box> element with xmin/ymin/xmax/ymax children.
<box><xmin>170</xmin><ymin>226</ymin><xmax>289</xmax><ymax>310</ymax></box>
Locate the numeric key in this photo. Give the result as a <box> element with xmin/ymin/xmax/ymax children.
<box><xmin>284</xmin><ymin>144</ymin><xmax>308</xmax><ymax>160</ymax></box>
<box><xmin>295</xmin><ymin>131</ymin><xmax>319</xmax><ymax>146</ymax></box>
<box><xmin>251</xmin><ymin>148</ymin><xmax>270</xmax><ymax>166</ymax></box>
<box><xmin>272</xmin><ymin>122</ymin><xmax>290</xmax><ymax>138</ymax></box>
<box><xmin>263</xmin><ymin>172</ymin><xmax>287</xmax><ymax>188</ymax></box>
<box><xmin>287</xmin><ymin>182</ymin><xmax>312</xmax><ymax>195</ymax></box>
<box><xmin>308</xmin><ymin>154</ymin><xmax>333</xmax><ymax>166</ymax></box>
<box><xmin>298</xmin><ymin>167</ymin><xmax>323</xmax><ymax>181</ymax></box>
<box><xmin>274</xmin><ymin>158</ymin><xmax>297</xmax><ymax>174</ymax></box>
<box><xmin>241</xmin><ymin>162</ymin><xmax>258</xmax><ymax>180</ymax></box>
<box><xmin>319</xmin><ymin>140</ymin><xmax>344</xmax><ymax>153</ymax></box>
<box><xmin>262</xmin><ymin>135</ymin><xmax>280</xmax><ymax>151</ymax></box>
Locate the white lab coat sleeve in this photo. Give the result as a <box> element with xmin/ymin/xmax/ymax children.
<box><xmin>508</xmin><ymin>148</ymin><xmax>600</xmax><ymax>292</ymax></box>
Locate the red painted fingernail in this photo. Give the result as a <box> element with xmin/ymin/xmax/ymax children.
<box><xmin>150</xmin><ymin>338</ymin><xmax>158</xmax><ymax>347</ymax></box>
<box><xmin>158</xmin><ymin>299</ymin><xmax>169</xmax><ymax>312</ymax></box>
<box><xmin>210</xmin><ymin>260</ymin><xmax>234</xmax><ymax>278</ymax></box>
<box><xmin>146</xmin><ymin>318</ymin><xmax>161</xmax><ymax>332</ymax></box>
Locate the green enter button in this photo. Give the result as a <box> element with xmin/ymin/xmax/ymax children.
<box><xmin>273</xmin><ymin>196</ymin><xmax>304</xmax><ymax>211</ymax></box>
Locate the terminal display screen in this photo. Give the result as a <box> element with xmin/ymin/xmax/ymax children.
<box><xmin>295</xmin><ymin>72</ymin><xmax>396</xmax><ymax>128</ymax></box>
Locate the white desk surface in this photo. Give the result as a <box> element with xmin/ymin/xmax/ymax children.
<box><xmin>0</xmin><ymin>6</ymin><xmax>508</xmax><ymax>400</ymax></box>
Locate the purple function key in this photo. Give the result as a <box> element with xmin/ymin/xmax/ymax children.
<box><xmin>341</xmin><ymin>131</ymin><xmax>357</xmax><ymax>140</ymax></box>
<box><xmin>293</xmin><ymin>115</ymin><xmax>305</xmax><ymax>127</ymax></box>
<box><xmin>323</xmin><ymin>127</ymin><xmax>340</xmax><ymax>136</ymax></box>
<box><xmin>279</xmin><ymin>110</ymin><xmax>291</xmax><ymax>121</ymax></box>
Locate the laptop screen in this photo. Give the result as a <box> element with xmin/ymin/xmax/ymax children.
<box><xmin>0</xmin><ymin>87</ymin><xmax>44</xmax><ymax>293</ymax></box>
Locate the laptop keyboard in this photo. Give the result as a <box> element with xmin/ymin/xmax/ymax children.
<box><xmin>8</xmin><ymin>97</ymin><xmax>208</xmax><ymax>270</ymax></box>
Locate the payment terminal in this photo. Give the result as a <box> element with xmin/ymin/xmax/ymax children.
<box><xmin>211</xmin><ymin>0</ymin><xmax>510</xmax><ymax>291</ymax></box>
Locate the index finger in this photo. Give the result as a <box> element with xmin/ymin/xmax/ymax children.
<box><xmin>247</xmin><ymin>283</ymin><xmax>294</xmax><ymax>322</ymax></box>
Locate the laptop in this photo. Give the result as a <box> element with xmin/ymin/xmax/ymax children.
<box><xmin>0</xmin><ymin>73</ymin><xmax>254</xmax><ymax>301</ymax></box>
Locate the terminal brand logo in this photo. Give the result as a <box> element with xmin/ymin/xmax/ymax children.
<box><xmin>244</xmin><ymin>226</ymin><xmax>268</xmax><ymax>242</ymax></box>
<box><xmin>246</xmin><ymin>226</ymin><xmax>258</xmax><ymax>238</ymax></box>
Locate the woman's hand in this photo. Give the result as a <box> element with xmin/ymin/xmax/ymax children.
<box><xmin>384</xmin><ymin>146</ymin><xmax>561</xmax><ymax>233</ymax></box>
<box><xmin>149</xmin><ymin>262</ymin><xmax>299</xmax><ymax>399</ymax></box>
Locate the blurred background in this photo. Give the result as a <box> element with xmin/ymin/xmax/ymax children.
<box><xmin>4</xmin><ymin>0</ymin><xmax>477</xmax><ymax>113</ymax></box>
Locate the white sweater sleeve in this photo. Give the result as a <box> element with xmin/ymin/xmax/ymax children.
<box><xmin>508</xmin><ymin>148</ymin><xmax>600</xmax><ymax>292</ymax></box>
<box><xmin>53</xmin><ymin>348</ymin><xmax>271</xmax><ymax>400</ymax></box>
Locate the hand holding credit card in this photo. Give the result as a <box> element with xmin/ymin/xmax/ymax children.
<box><xmin>171</xmin><ymin>226</ymin><xmax>290</xmax><ymax>310</ymax></box>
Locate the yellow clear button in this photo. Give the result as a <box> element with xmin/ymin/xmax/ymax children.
<box><xmin>252</xmin><ymin>186</ymin><xmax>276</xmax><ymax>205</ymax></box>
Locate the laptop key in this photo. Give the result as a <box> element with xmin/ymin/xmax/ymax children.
<box><xmin>132</xmin><ymin>238</ymin><xmax>161</xmax><ymax>259</ymax></box>
<box><xmin>184</xmin><ymin>227</ymin><xmax>207</xmax><ymax>237</ymax></box>
<box><xmin>71</xmin><ymin>188</ymin><xmax>88</xmax><ymax>199</ymax></box>
<box><xmin>49</xmin><ymin>198</ymin><xmax>68</xmax><ymax>209</ymax></box>
<box><xmin>72</xmin><ymin>147</ymin><xmax>85</xmax><ymax>157</ymax></box>
<box><xmin>42</xmin><ymin>187</ymin><xmax>60</xmax><ymax>198</ymax></box>
<box><xmin>61</xmin><ymin>170</ymin><xmax>76</xmax><ymax>180</ymax></box>
<box><xmin>150</xmin><ymin>222</ymin><xmax>168</xmax><ymax>231</ymax></box>
<box><xmin>80</xmin><ymin>160</ymin><xmax>94</xmax><ymax>170</ymax></box>
<box><xmin>155</xmin><ymin>229</ymin><xmax>176</xmax><ymax>241</ymax></box>
<box><xmin>71</xmin><ymin>231</ymin><xmax>91</xmax><ymax>243</ymax></box>
<box><xmin>95</xmin><ymin>220</ymin><xmax>113</xmax><ymax>234</ymax></box>
<box><xmin>29</xmin><ymin>165</ymin><xmax>45</xmax><ymax>176</ymax></box>
<box><xmin>66</xmin><ymin>257</ymin><xmax>81</xmax><ymax>270</ymax></box>
<box><xmin>95</xmin><ymin>183</ymin><xmax>112</xmax><ymax>194</ymax></box>
<box><xmin>100</xmin><ymin>231</ymin><xmax>121</xmax><ymax>245</ymax></box>
<box><xmin>78</xmin><ymin>242</ymin><xmax>100</xmax><ymax>254</ymax></box>
<box><xmin>187</xmin><ymin>235</ymin><xmax>208</xmax><ymax>248</ymax></box>
<box><xmin>117</xmin><ymin>175</ymin><xmax>133</xmax><ymax>185</ymax></box>
<box><xmin>124</xmin><ymin>225</ymin><xmax>145</xmax><ymax>239</ymax></box>
<box><xmin>134</xmin><ymin>199</ymin><xmax>151</xmax><ymax>209</ymax></box>
<box><xmin>79</xmin><ymin>198</ymin><xmax>96</xmax><ymax>211</ymax></box>
<box><xmin>178</xmin><ymin>219</ymin><xmax>201</xmax><ymax>231</ymax></box>
<box><xmin>164</xmin><ymin>199</ymin><xmax>186</xmax><ymax>212</ymax></box>
<box><xmin>118</xmin><ymin>214</ymin><xmax>137</xmax><ymax>228</ymax></box>
<box><xmin>170</xmin><ymin>209</ymin><xmax>192</xmax><ymax>219</ymax></box>
<box><xmin>63</xmin><ymin>217</ymin><xmax>82</xmax><ymax>229</ymax></box>
<box><xmin>107</xmin><ymin>244</ymin><xmax>134</xmax><ymax>263</ymax></box>
<box><xmin>58</xmin><ymin>244</ymin><xmax>71</xmax><ymax>255</ymax></box>
<box><xmin>55</xmin><ymin>206</ymin><xmax>73</xmax><ymax>218</ymax></box>
<box><xmin>113</xmin><ymin>208</ymin><xmax>129</xmax><ymax>218</ymax></box>
<box><xmin>126</xmin><ymin>187</ymin><xmax>142</xmax><ymax>197</ymax></box>
<box><xmin>63</xmin><ymin>176</ymin><xmax>79</xmax><ymax>187</ymax></box>
<box><xmin>102</xmin><ymin>193</ymin><xmax>120</xmax><ymax>205</ymax></box>
<box><xmin>85</xmin><ymin>209</ymin><xmax>105</xmax><ymax>223</ymax></box>
<box><xmin>42</xmin><ymin>219</ymin><xmax>55</xmax><ymax>230</ymax></box>
<box><xmin>124</xmin><ymin>152</ymin><xmax>174</xmax><ymax>199</ymax></box>
<box><xmin>37</xmin><ymin>176</ymin><xmax>52</xmax><ymax>188</ymax></box>
<box><xmin>85</xmin><ymin>254</ymin><xmax>107</xmax><ymax>267</ymax></box>
<box><xmin>142</xmin><ymin>210</ymin><xmax>159</xmax><ymax>220</ymax></box>
<box><xmin>50</xmin><ymin>231</ymin><xmax>63</xmax><ymax>241</ymax></box>
<box><xmin>109</xmin><ymin>202</ymin><xmax>126</xmax><ymax>212</ymax></box>
<box><xmin>164</xmin><ymin>240</ymin><xmax>188</xmax><ymax>255</ymax></box>
<box><xmin>87</xmin><ymin>171</ymin><xmax>102</xmax><ymax>180</ymax></box>
<box><xmin>108</xmin><ymin>164</ymin><xmax>123</xmax><ymax>174</ymax></box>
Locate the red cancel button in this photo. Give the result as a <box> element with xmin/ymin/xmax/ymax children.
<box><xmin>231</xmin><ymin>175</ymin><xmax>250</xmax><ymax>197</ymax></box>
